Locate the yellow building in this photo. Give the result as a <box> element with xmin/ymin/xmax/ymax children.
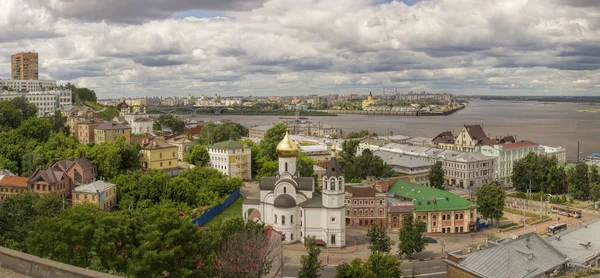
<box><xmin>94</xmin><ymin>121</ymin><xmax>132</xmax><ymax>144</ymax></box>
<box><xmin>361</xmin><ymin>92</ymin><xmax>376</xmax><ymax>109</ymax></box>
<box><xmin>11</xmin><ymin>52</ymin><xmax>38</xmax><ymax>80</ymax></box>
<box><xmin>72</xmin><ymin>181</ymin><xmax>117</xmax><ymax>210</ymax></box>
<box><xmin>140</xmin><ymin>141</ymin><xmax>179</xmax><ymax>171</ymax></box>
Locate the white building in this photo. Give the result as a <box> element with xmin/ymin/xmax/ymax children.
<box><xmin>538</xmin><ymin>145</ymin><xmax>567</xmax><ymax>164</ymax></box>
<box><xmin>479</xmin><ymin>141</ymin><xmax>539</xmax><ymax>185</ymax></box>
<box><xmin>114</xmin><ymin>101</ymin><xmax>154</xmax><ymax>135</ymax></box>
<box><xmin>207</xmin><ymin>139</ymin><xmax>252</xmax><ymax>180</ymax></box>
<box><xmin>0</xmin><ymin>89</ymin><xmax>72</xmax><ymax>117</ymax></box>
<box><xmin>0</xmin><ymin>79</ymin><xmax>57</xmax><ymax>91</ymax></box>
<box><xmin>242</xmin><ymin>132</ymin><xmax>346</xmax><ymax>247</ymax></box>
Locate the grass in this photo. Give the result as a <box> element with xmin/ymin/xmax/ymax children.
<box><xmin>498</xmin><ymin>223</ymin><xmax>517</xmax><ymax>229</ymax></box>
<box><xmin>202</xmin><ymin>197</ymin><xmax>244</xmax><ymax>228</ymax></box>
<box><xmin>504</xmin><ymin>207</ymin><xmax>551</xmax><ymax>224</ymax></box>
<box><xmin>85</xmin><ymin>101</ymin><xmax>120</xmax><ymax>121</ymax></box>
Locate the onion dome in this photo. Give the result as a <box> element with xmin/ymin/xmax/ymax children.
<box><xmin>276</xmin><ymin>131</ymin><xmax>298</xmax><ymax>157</ymax></box>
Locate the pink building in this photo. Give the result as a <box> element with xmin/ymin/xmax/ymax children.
<box><xmin>27</xmin><ymin>158</ymin><xmax>97</xmax><ymax>199</ymax></box>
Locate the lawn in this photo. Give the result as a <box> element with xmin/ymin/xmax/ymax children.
<box><xmin>85</xmin><ymin>101</ymin><xmax>120</xmax><ymax>121</ymax></box>
<box><xmin>202</xmin><ymin>196</ymin><xmax>244</xmax><ymax>228</ymax></box>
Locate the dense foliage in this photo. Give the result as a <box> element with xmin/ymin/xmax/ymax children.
<box><xmin>397</xmin><ymin>215</ymin><xmax>427</xmax><ymax>258</ymax></box>
<box><xmin>512</xmin><ymin>153</ymin><xmax>567</xmax><ymax>194</ymax></box>
<box><xmin>476</xmin><ymin>184</ymin><xmax>506</xmax><ymax>226</ymax></box>
<box><xmin>298</xmin><ymin>236</ymin><xmax>323</xmax><ymax>278</ymax></box>
<box><xmin>154</xmin><ymin>114</ymin><xmax>185</xmax><ymax>134</ymax></box>
<box><xmin>335</xmin><ymin>253</ymin><xmax>401</xmax><ymax>278</ymax></box>
<box><xmin>429</xmin><ymin>161</ymin><xmax>445</xmax><ymax>189</ymax></box>
<box><xmin>367</xmin><ymin>222</ymin><xmax>391</xmax><ymax>254</ymax></box>
<box><xmin>66</xmin><ymin>83</ymin><xmax>98</xmax><ymax>103</ymax></box>
<box><xmin>567</xmin><ymin>163</ymin><xmax>590</xmax><ymax>200</ymax></box>
<box><xmin>185</xmin><ymin>144</ymin><xmax>210</xmax><ymax>166</ymax></box>
<box><xmin>197</xmin><ymin>121</ymin><xmax>248</xmax><ymax>145</ymax></box>
<box><xmin>345</xmin><ymin>130</ymin><xmax>377</xmax><ymax>139</ymax></box>
<box><xmin>339</xmin><ymin>144</ymin><xmax>394</xmax><ymax>182</ymax></box>
<box><xmin>113</xmin><ymin>167</ymin><xmax>242</xmax><ymax>210</ymax></box>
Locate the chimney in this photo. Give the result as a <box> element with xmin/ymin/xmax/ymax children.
<box><xmin>389</xmin><ymin>131</ymin><xmax>394</xmax><ymax>136</ymax></box>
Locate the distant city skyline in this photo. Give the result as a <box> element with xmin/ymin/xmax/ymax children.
<box><xmin>1</xmin><ymin>0</ymin><xmax>599</xmax><ymax>98</ymax></box>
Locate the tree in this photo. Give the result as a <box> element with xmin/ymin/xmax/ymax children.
<box><xmin>340</xmin><ymin>139</ymin><xmax>360</xmax><ymax>162</ymax></box>
<box><xmin>335</xmin><ymin>259</ymin><xmax>376</xmax><ymax>278</ymax></box>
<box><xmin>298</xmin><ymin>236</ymin><xmax>323</xmax><ymax>278</ymax></box>
<box><xmin>398</xmin><ymin>215</ymin><xmax>427</xmax><ymax>258</ymax></box>
<box><xmin>50</xmin><ymin>110</ymin><xmax>70</xmax><ymax>134</ymax></box>
<box><xmin>335</xmin><ymin>253</ymin><xmax>400</xmax><ymax>278</ymax></box>
<box><xmin>476</xmin><ymin>184</ymin><xmax>505</xmax><ymax>226</ymax></box>
<box><xmin>367</xmin><ymin>253</ymin><xmax>401</xmax><ymax>278</ymax></box>
<box><xmin>9</xmin><ymin>97</ymin><xmax>38</xmax><ymax>120</ymax></box>
<box><xmin>346</xmin><ymin>130</ymin><xmax>370</xmax><ymax>139</ymax></box>
<box><xmin>259</xmin><ymin>123</ymin><xmax>288</xmax><ymax>161</ymax></box>
<box><xmin>184</xmin><ymin>144</ymin><xmax>210</xmax><ymax>166</ymax></box>
<box><xmin>197</xmin><ymin>121</ymin><xmax>247</xmax><ymax>145</ymax></box>
<box><xmin>257</xmin><ymin>160</ymin><xmax>279</xmax><ymax>181</ymax></box>
<box><xmin>154</xmin><ymin>114</ymin><xmax>185</xmax><ymax>134</ymax></box>
<box><xmin>85</xmin><ymin>137</ymin><xmax>141</xmax><ymax>179</ymax></box>
<box><xmin>590</xmin><ymin>165</ymin><xmax>600</xmax><ymax>185</ymax></box>
<box><xmin>429</xmin><ymin>161</ymin><xmax>445</xmax><ymax>189</ymax></box>
<box><xmin>343</xmin><ymin>149</ymin><xmax>394</xmax><ymax>181</ymax></box>
<box><xmin>297</xmin><ymin>151</ymin><xmax>315</xmax><ymax>178</ymax></box>
<box><xmin>367</xmin><ymin>222</ymin><xmax>391</xmax><ymax>254</ymax></box>
<box><xmin>590</xmin><ymin>183</ymin><xmax>600</xmax><ymax>203</ymax></box>
<box><xmin>568</xmin><ymin>163</ymin><xmax>590</xmax><ymax>200</ymax></box>
<box><xmin>239</xmin><ymin>139</ymin><xmax>261</xmax><ymax>177</ymax></box>
<box><xmin>512</xmin><ymin>153</ymin><xmax>566</xmax><ymax>194</ymax></box>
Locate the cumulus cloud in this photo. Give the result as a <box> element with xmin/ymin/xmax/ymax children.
<box><xmin>0</xmin><ymin>0</ymin><xmax>599</xmax><ymax>98</ymax></box>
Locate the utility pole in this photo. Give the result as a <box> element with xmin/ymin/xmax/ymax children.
<box><xmin>326</xmin><ymin>229</ymin><xmax>330</xmax><ymax>265</ymax></box>
<box><xmin>577</xmin><ymin>141</ymin><xmax>580</xmax><ymax>162</ymax></box>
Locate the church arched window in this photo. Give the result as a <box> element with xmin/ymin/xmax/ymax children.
<box><xmin>291</xmin><ymin>215</ymin><xmax>294</xmax><ymax>224</ymax></box>
<box><xmin>274</xmin><ymin>214</ymin><xmax>278</xmax><ymax>224</ymax></box>
<box><xmin>283</xmin><ymin>187</ymin><xmax>286</xmax><ymax>194</ymax></box>
<box><xmin>282</xmin><ymin>215</ymin><xmax>286</xmax><ymax>225</ymax></box>
<box><xmin>285</xmin><ymin>163</ymin><xmax>288</xmax><ymax>172</ymax></box>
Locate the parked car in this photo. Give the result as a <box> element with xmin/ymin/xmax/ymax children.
<box><xmin>423</xmin><ymin>237</ymin><xmax>438</xmax><ymax>243</ymax></box>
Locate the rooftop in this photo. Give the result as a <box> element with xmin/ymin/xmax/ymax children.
<box><xmin>95</xmin><ymin>121</ymin><xmax>131</xmax><ymax>130</ymax></box>
<box><xmin>142</xmin><ymin>141</ymin><xmax>178</xmax><ymax>150</ymax></box>
<box><xmin>0</xmin><ymin>176</ymin><xmax>28</xmax><ymax>187</ymax></box>
<box><xmin>208</xmin><ymin>139</ymin><xmax>244</xmax><ymax>150</ymax></box>
<box><xmin>498</xmin><ymin>141</ymin><xmax>539</xmax><ymax>150</ymax></box>
<box><xmin>345</xmin><ymin>186</ymin><xmax>381</xmax><ymax>197</ymax></box>
<box><xmin>547</xmin><ymin>220</ymin><xmax>600</xmax><ymax>264</ymax></box>
<box><xmin>373</xmin><ymin>150</ymin><xmax>434</xmax><ymax>169</ymax></box>
<box><xmin>448</xmin><ymin>233</ymin><xmax>567</xmax><ymax>278</ymax></box>
<box><xmin>388</xmin><ymin>180</ymin><xmax>476</xmax><ymax>212</ymax></box>
<box><xmin>73</xmin><ymin>180</ymin><xmax>116</xmax><ymax>194</ymax></box>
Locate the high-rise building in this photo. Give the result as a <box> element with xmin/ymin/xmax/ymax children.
<box><xmin>11</xmin><ymin>52</ymin><xmax>39</xmax><ymax>80</ymax></box>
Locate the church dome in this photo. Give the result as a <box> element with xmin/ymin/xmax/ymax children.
<box><xmin>276</xmin><ymin>131</ymin><xmax>298</xmax><ymax>157</ymax></box>
<box><xmin>273</xmin><ymin>194</ymin><xmax>296</xmax><ymax>208</ymax></box>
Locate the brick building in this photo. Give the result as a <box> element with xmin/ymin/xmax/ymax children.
<box><xmin>344</xmin><ymin>186</ymin><xmax>387</xmax><ymax>227</ymax></box>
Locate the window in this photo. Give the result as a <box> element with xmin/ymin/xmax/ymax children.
<box><xmin>300</xmin><ymin>231</ymin><xmax>303</xmax><ymax>237</ymax></box>
<box><xmin>370</xmin><ymin>209</ymin><xmax>374</xmax><ymax>216</ymax></box>
<box><xmin>460</xmin><ymin>227</ymin><xmax>464</xmax><ymax>232</ymax></box>
<box><xmin>379</xmin><ymin>200</ymin><xmax>383</xmax><ymax>205</ymax></box>
<box><xmin>160</xmin><ymin>153</ymin><xmax>162</xmax><ymax>159</ymax></box>
<box><xmin>283</xmin><ymin>187</ymin><xmax>287</xmax><ymax>194</ymax></box>
<box><xmin>353</xmin><ymin>209</ymin><xmax>357</xmax><ymax>216</ymax></box>
<box><xmin>76</xmin><ymin>194</ymin><xmax>79</xmax><ymax>200</ymax></box>
<box><xmin>354</xmin><ymin>200</ymin><xmax>357</xmax><ymax>205</ymax></box>
<box><xmin>460</xmin><ymin>214</ymin><xmax>464</xmax><ymax>219</ymax></box>
<box><xmin>285</xmin><ymin>163</ymin><xmax>288</xmax><ymax>172</ymax></box>
<box><xmin>359</xmin><ymin>200</ymin><xmax>363</xmax><ymax>205</ymax></box>
<box><xmin>433</xmin><ymin>222</ymin><xmax>436</xmax><ymax>227</ymax></box>
<box><xmin>331</xmin><ymin>234</ymin><xmax>336</xmax><ymax>244</ymax></box>
<box><xmin>300</xmin><ymin>210</ymin><xmax>302</xmax><ymax>217</ymax></box>
<box><xmin>291</xmin><ymin>215</ymin><xmax>294</xmax><ymax>224</ymax></box>
<box><xmin>331</xmin><ymin>217</ymin><xmax>336</xmax><ymax>223</ymax></box>
<box><xmin>160</xmin><ymin>162</ymin><xmax>163</xmax><ymax>167</ymax></box>
<box><xmin>172</xmin><ymin>151</ymin><xmax>175</xmax><ymax>157</ymax></box>
<box><xmin>291</xmin><ymin>233</ymin><xmax>294</xmax><ymax>240</ymax></box>
<box><xmin>282</xmin><ymin>215</ymin><xmax>285</xmax><ymax>225</ymax></box>
<box><xmin>168</xmin><ymin>161</ymin><xmax>172</xmax><ymax>166</ymax></box>
<box><xmin>379</xmin><ymin>209</ymin><xmax>383</xmax><ymax>216</ymax></box>
<box><xmin>274</xmin><ymin>214</ymin><xmax>277</xmax><ymax>224</ymax></box>
<box><xmin>92</xmin><ymin>195</ymin><xmax>95</xmax><ymax>201</ymax></box>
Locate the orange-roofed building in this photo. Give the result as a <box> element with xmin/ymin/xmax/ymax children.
<box><xmin>0</xmin><ymin>175</ymin><xmax>29</xmax><ymax>200</ymax></box>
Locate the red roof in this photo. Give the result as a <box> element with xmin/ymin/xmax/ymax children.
<box><xmin>0</xmin><ymin>176</ymin><xmax>28</xmax><ymax>187</ymax></box>
<box><xmin>345</xmin><ymin>186</ymin><xmax>380</xmax><ymax>197</ymax></box>
<box><xmin>499</xmin><ymin>141</ymin><xmax>539</xmax><ymax>150</ymax></box>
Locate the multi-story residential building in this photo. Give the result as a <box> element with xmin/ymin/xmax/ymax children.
<box><xmin>72</xmin><ymin>181</ymin><xmax>117</xmax><ymax>210</ymax></box>
<box><xmin>207</xmin><ymin>140</ymin><xmax>252</xmax><ymax>180</ymax></box>
<box><xmin>94</xmin><ymin>121</ymin><xmax>131</xmax><ymax>144</ymax></box>
<box><xmin>0</xmin><ymin>79</ymin><xmax>57</xmax><ymax>91</ymax></box>
<box><xmin>0</xmin><ymin>89</ymin><xmax>72</xmax><ymax>116</ymax></box>
<box><xmin>373</xmin><ymin>150</ymin><xmax>433</xmax><ymax>186</ymax></box>
<box><xmin>76</xmin><ymin>120</ymin><xmax>102</xmax><ymax>144</ymax></box>
<box><xmin>165</xmin><ymin>134</ymin><xmax>195</xmax><ymax>161</ymax></box>
<box><xmin>539</xmin><ymin>145</ymin><xmax>567</xmax><ymax>164</ymax></box>
<box><xmin>387</xmin><ymin>180</ymin><xmax>478</xmax><ymax>233</ymax></box>
<box><xmin>299</xmin><ymin>145</ymin><xmax>332</xmax><ymax>164</ymax></box>
<box><xmin>433</xmin><ymin>124</ymin><xmax>494</xmax><ymax>152</ymax></box>
<box><xmin>140</xmin><ymin>141</ymin><xmax>179</xmax><ymax>173</ymax></box>
<box><xmin>478</xmin><ymin>141</ymin><xmax>539</xmax><ymax>185</ymax></box>
<box><xmin>344</xmin><ymin>186</ymin><xmax>388</xmax><ymax>227</ymax></box>
<box><xmin>11</xmin><ymin>52</ymin><xmax>38</xmax><ymax>80</ymax></box>
<box><xmin>131</xmin><ymin>118</ymin><xmax>154</xmax><ymax>135</ymax></box>
<box><xmin>248</xmin><ymin>125</ymin><xmax>271</xmax><ymax>139</ymax></box>
<box><xmin>27</xmin><ymin>168</ymin><xmax>70</xmax><ymax>197</ymax></box>
<box><xmin>0</xmin><ymin>176</ymin><xmax>28</xmax><ymax>201</ymax></box>
<box><xmin>365</xmin><ymin>143</ymin><xmax>495</xmax><ymax>190</ymax></box>
<box><xmin>51</xmin><ymin>158</ymin><xmax>97</xmax><ymax>187</ymax></box>
<box><xmin>114</xmin><ymin>102</ymin><xmax>154</xmax><ymax>135</ymax></box>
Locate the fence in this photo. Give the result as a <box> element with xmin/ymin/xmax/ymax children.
<box><xmin>192</xmin><ymin>189</ymin><xmax>240</xmax><ymax>227</ymax></box>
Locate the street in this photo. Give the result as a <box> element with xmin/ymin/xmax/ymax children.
<box><xmin>282</xmin><ymin>259</ymin><xmax>447</xmax><ymax>278</ymax></box>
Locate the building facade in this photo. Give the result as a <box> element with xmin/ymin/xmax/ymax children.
<box><xmin>140</xmin><ymin>141</ymin><xmax>179</xmax><ymax>171</ymax></box>
<box><xmin>0</xmin><ymin>176</ymin><xmax>28</xmax><ymax>201</ymax></box>
<box><xmin>248</xmin><ymin>125</ymin><xmax>271</xmax><ymax>139</ymax></box>
<box><xmin>76</xmin><ymin>120</ymin><xmax>102</xmax><ymax>144</ymax></box>
<box><xmin>11</xmin><ymin>52</ymin><xmax>38</xmax><ymax>80</ymax></box>
<box><xmin>539</xmin><ymin>145</ymin><xmax>567</xmax><ymax>164</ymax></box>
<box><xmin>479</xmin><ymin>141</ymin><xmax>539</xmax><ymax>185</ymax></box>
<box><xmin>94</xmin><ymin>121</ymin><xmax>132</xmax><ymax>144</ymax></box>
<box><xmin>207</xmin><ymin>140</ymin><xmax>252</xmax><ymax>180</ymax></box>
<box><xmin>242</xmin><ymin>132</ymin><xmax>346</xmax><ymax>247</ymax></box>
<box><xmin>0</xmin><ymin>89</ymin><xmax>72</xmax><ymax>116</ymax></box>
<box><xmin>344</xmin><ymin>186</ymin><xmax>388</xmax><ymax>227</ymax></box>
<box><xmin>373</xmin><ymin>150</ymin><xmax>433</xmax><ymax>186</ymax></box>
<box><xmin>388</xmin><ymin>180</ymin><xmax>478</xmax><ymax>233</ymax></box>
<box><xmin>165</xmin><ymin>134</ymin><xmax>195</xmax><ymax>161</ymax></box>
<box><xmin>27</xmin><ymin>168</ymin><xmax>70</xmax><ymax>197</ymax></box>
<box><xmin>0</xmin><ymin>79</ymin><xmax>57</xmax><ymax>91</ymax></box>
<box><xmin>72</xmin><ymin>181</ymin><xmax>117</xmax><ymax>210</ymax></box>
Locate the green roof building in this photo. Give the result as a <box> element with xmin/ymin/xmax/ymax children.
<box><xmin>387</xmin><ymin>179</ymin><xmax>478</xmax><ymax>234</ymax></box>
<box><xmin>207</xmin><ymin>140</ymin><xmax>252</xmax><ymax>180</ymax></box>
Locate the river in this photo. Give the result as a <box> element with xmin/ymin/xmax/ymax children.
<box><xmin>178</xmin><ymin>100</ymin><xmax>600</xmax><ymax>161</ymax></box>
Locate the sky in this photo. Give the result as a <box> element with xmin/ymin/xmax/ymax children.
<box><xmin>1</xmin><ymin>0</ymin><xmax>599</xmax><ymax>98</ymax></box>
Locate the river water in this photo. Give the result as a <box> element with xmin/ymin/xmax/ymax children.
<box><xmin>178</xmin><ymin>100</ymin><xmax>600</xmax><ymax>161</ymax></box>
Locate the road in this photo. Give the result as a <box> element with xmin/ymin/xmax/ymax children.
<box><xmin>282</xmin><ymin>259</ymin><xmax>446</xmax><ymax>278</ymax></box>
<box><xmin>505</xmin><ymin>197</ymin><xmax>600</xmax><ymax>220</ymax></box>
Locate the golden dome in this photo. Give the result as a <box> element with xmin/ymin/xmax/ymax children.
<box><xmin>331</xmin><ymin>144</ymin><xmax>337</xmax><ymax>152</ymax></box>
<box><xmin>276</xmin><ymin>131</ymin><xmax>298</xmax><ymax>157</ymax></box>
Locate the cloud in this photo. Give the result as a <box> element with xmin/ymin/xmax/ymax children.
<box><xmin>0</xmin><ymin>0</ymin><xmax>599</xmax><ymax>98</ymax></box>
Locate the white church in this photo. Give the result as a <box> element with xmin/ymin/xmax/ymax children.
<box><xmin>242</xmin><ymin>132</ymin><xmax>346</xmax><ymax>247</ymax></box>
